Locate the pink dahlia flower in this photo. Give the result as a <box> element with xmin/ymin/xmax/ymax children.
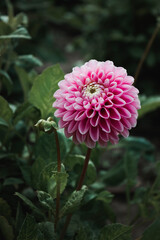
<box><xmin>53</xmin><ymin>60</ymin><xmax>140</xmax><ymax>148</ymax></box>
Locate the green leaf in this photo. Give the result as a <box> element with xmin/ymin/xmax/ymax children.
<box><xmin>0</xmin><ymin>216</ymin><xmax>14</xmax><ymax>240</ymax></box>
<box><xmin>15</xmin><ymin>192</ymin><xmax>44</xmax><ymax>217</ymax></box>
<box><xmin>13</xmin><ymin>102</ymin><xmax>39</xmax><ymax>125</ymax></box>
<box><xmin>38</xmin><ymin>222</ymin><xmax>56</xmax><ymax>240</ymax></box>
<box><xmin>15</xmin><ymin>55</ymin><xmax>42</xmax><ymax>69</ymax></box>
<box><xmin>0</xmin><ymin>198</ymin><xmax>11</xmax><ymax>220</ymax></box>
<box><xmin>49</xmin><ymin>171</ymin><xmax>68</xmax><ymax>198</ymax></box>
<box><xmin>0</xmin><ymin>96</ymin><xmax>13</xmax><ymax>125</ymax></box>
<box><xmin>138</xmin><ymin>95</ymin><xmax>160</xmax><ymax>118</ymax></box>
<box><xmin>0</xmin><ymin>21</ymin><xmax>11</xmax><ymax>36</ymax></box>
<box><xmin>0</xmin><ymin>27</ymin><xmax>31</xmax><ymax>39</ymax></box>
<box><xmin>66</xmin><ymin>154</ymin><xmax>97</xmax><ymax>185</ymax></box>
<box><xmin>15</xmin><ymin>66</ymin><xmax>30</xmax><ymax>100</ymax></box>
<box><xmin>38</xmin><ymin>163</ymin><xmax>68</xmax><ymax>198</ymax></box>
<box><xmin>0</xmin><ymin>70</ymin><xmax>13</xmax><ymax>95</ymax></box>
<box><xmin>60</xmin><ymin>185</ymin><xmax>87</xmax><ymax>217</ymax></box>
<box><xmin>124</xmin><ymin>151</ymin><xmax>139</xmax><ymax>187</ymax></box>
<box><xmin>17</xmin><ymin>215</ymin><xmax>44</xmax><ymax>240</ymax></box>
<box><xmin>99</xmin><ymin>223</ymin><xmax>132</xmax><ymax>240</ymax></box>
<box><xmin>29</xmin><ymin>64</ymin><xmax>64</xmax><ymax>118</ymax></box>
<box><xmin>31</xmin><ymin>131</ymin><xmax>71</xmax><ymax>188</ymax></box>
<box><xmin>75</xmin><ymin>226</ymin><xmax>91</xmax><ymax>240</ymax></box>
<box><xmin>3</xmin><ymin>177</ymin><xmax>24</xmax><ymax>186</ymax></box>
<box><xmin>37</xmin><ymin>191</ymin><xmax>55</xmax><ymax>212</ymax></box>
<box><xmin>119</xmin><ymin>136</ymin><xmax>155</xmax><ymax>153</ymax></box>
<box><xmin>141</xmin><ymin>218</ymin><xmax>160</xmax><ymax>240</ymax></box>
<box><xmin>96</xmin><ymin>191</ymin><xmax>114</xmax><ymax>204</ymax></box>
<box><xmin>0</xmin><ymin>118</ymin><xmax>9</xmax><ymax>127</ymax></box>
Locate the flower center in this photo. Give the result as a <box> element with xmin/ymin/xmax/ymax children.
<box><xmin>82</xmin><ymin>83</ymin><xmax>103</xmax><ymax>98</ymax></box>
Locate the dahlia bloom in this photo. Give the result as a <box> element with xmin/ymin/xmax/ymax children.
<box><xmin>53</xmin><ymin>60</ymin><xmax>140</xmax><ymax>148</ymax></box>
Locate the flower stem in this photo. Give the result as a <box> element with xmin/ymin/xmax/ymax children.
<box><xmin>59</xmin><ymin>148</ymin><xmax>92</xmax><ymax>240</ymax></box>
<box><xmin>134</xmin><ymin>25</ymin><xmax>160</xmax><ymax>82</ymax></box>
<box><xmin>54</xmin><ymin>129</ymin><xmax>61</xmax><ymax>231</ymax></box>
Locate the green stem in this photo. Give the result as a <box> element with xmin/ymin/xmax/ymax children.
<box><xmin>59</xmin><ymin>148</ymin><xmax>92</xmax><ymax>240</ymax></box>
<box><xmin>54</xmin><ymin>129</ymin><xmax>61</xmax><ymax>231</ymax></box>
<box><xmin>134</xmin><ymin>25</ymin><xmax>160</xmax><ymax>82</ymax></box>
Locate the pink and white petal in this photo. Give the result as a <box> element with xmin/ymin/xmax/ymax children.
<box><xmin>85</xmin><ymin>135</ymin><xmax>96</xmax><ymax>149</ymax></box>
<box><xmin>110</xmin><ymin>119</ymin><xmax>124</xmax><ymax>132</ymax></box>
<box><xmin>117</xmin><ymin>107</ymin><xmax>131</xmax><ymax>118</ymax></box>
<box><xmin>99</xmin><ymin>108</ymin><xmax>110</xmax><ymax>119</ymax></box>
<box><xmin>109</xmin><ymin>107</ymin><xmax>121</xmax><ymax>120</ymax></box>
<box><xmin>89</xmin><ymin>126</ymin><xmax>99</xmax><ymax>142</ymax></box>
<box><xmin>75</xmin><ymin>110</ymin><xmax>86</xmax><ymax>121</ymax></box>
<box><xmin>63</xmin><ymin>111</ymin><xmax>77</xmax><ymax>121</ymax></box>
<box><xmin>90</xmin><ymin>113</ymin><xmax>100</xmax><ymax>127</ymax></box>
<box><xmin>78</xmin><ymin>118</ymin><xmax>90</xmax><ymax>134</ymax></box>
<box><xmin>99</xmin><ymin>118</ymin><xmax>111</xmax><ymax>133</ymax></box>
<box><xmin>68</xmin><ymin>120</ymin><xmax>79</xmax><ymax>133</ymax></box>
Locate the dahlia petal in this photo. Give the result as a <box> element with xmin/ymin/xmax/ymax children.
<box><xmin>86</xmin><ymin>109</ymin><xmax>96</xmax><ymax>118</ymax></box>
<box><xmin>73</xmin><ymin>102</ymin><xmax>84</xmax><ymax>110</ymax></box>
<box><xmin>120</xmin><ymin>84</ymin><xmax>131</xmax><ymax>92</ymax></box>
<box><xmin>104</xmin><ymin>79</ymin><xmax>110</xmax><ymax>87</ymax></box>
<box><xmin>99</xmin><ymin>108</ymin><xmax>110</xmax><ymax>119</ymax></box>
<box><xmin>64</xmin><ymin>102</ymin><xmax>75</xmax><ymax>110</ymax></box>
<box><xmin>98</xmin><ymin>70</ymin><xmax>104</xmax><ymax>79</ymax></box>
<box><xmin>85</xmin><ymin>135</ymin><xmax>96</xmax><ymax>148</ymax></box>
<box><xmin>104</xmin><ymin>99</ymin><xmax>113</xmax><ymax>108</ymax></box>
<box><xmin>83</xmin><ymin>101</ymin><xmax>91</xmax><ymax>109</ymax></box>
<box><xmin>115</xmin><ymin>77</ymin><xmax>123</xmax><ymax>85</ymax></box>
<box><xmin>75</xmin><ymin>110</ymin><xmax>86</xmax><ymax>121</ymax></box>
<box><xmin>73</xmin><ymin>133</ymin><xmax>80</xmax><ymax>145</ymax></box>
<box><xmin>109</xmin><ymin>107</ymin><xmax>121</xmax><ymax>120</ymax></box>
<box><xmin>125</xmin><ymin>104</ymin><xmax>137</xmax><ymax>114</ymax></box>
<box><xmin>59</xmin><ymin>119</ymin><xmax>69</xmax><ymax>128</ymax></box>
<box><xmin>78</xmin><ymin>118</ymin><xmax>90</xmax><ymax>134</ymax></box>
<box><xmin>110</xmin><ymin>119</ymin><xmax>124</xmax><ymax>132</ymax></box>
<box><xmin>109</xmin><ymin>82</ymin><xmax>117</xmax><ymax>90</ymax></box>
<box><xmin>123</xmin><ymin>76</ymin><xmax>134</xmax><ymax>85</ymax></box>
<box><xmin>133</xmin><ymin>98</ymin><xmax>141</xmax><ymax>109</ymax></box>
<box><xmin>128</xmin><ymin>116</ymin><xmax>137</xmax><ymax>127</ymax></box>
<box><xmin>100</xmin><ymin>118</ymin><xmax>111</xmax><ymax>133</ymax></box>
<box><xmin>107</xmin><ymin>92</ymin><xmax>114</xmax><ymax>99</ymax></box>
<box><xmin>66</xmin><ymin>94</ymin><xmax>75</xmax><ymax>103</ymax></box>
<box><xmin>106</xmin><ymin>71</ymin><xmax>114</xmax><ymax>80</ymax></box>
<box><xmin>54</xmin><ymin>89</ymin><xmax>63</xmax><ymax>99</ymax></box>
<box><xmin>98</xmin><ymin>138</ymin><xmax>108</xmax><ymax>147</ymax></box>
<box><xmin>112</xmin><ymin>96</ymin><xmax>126</xmax><ymax>107</ymax></box>
<box><xmin>63</xmin><ymin>111</ymin><xmax>77</xmax><ymax>121</ymax></box>
<box><xmin>95</xmin><ymin>103</ymin><xmax>101</xmax><ymax>111</ymax></box>
<box><xmin>90</xmin><ymin>113</ymin><xmax>99</xmax><ymax>127</ymax></box>
<box><xmin>99</xmin><ymin>129</ymin><xmax>109</xmax><ymax>141</ymax></box>
<box><xmin>55</xmin><ymin>109</ymin><xmax>67</xmax><ymax>118</ymax></box>
<box><xmin>114</xmin><ymin>67</ymin><xmax>127</xmax><ymax>78</ymax></box>
<box><xmin>75</xmin><ymin>97</ymin><xmax>83</xmax><ymax>104</ymax></box>
<box><xmin>68</xmin><ymin>120</ymin><xmax>79</xmax><ymax>133</ymax></box>
<box><xmin>64</xmin><ymin>128</ymin><xmax>72</xmax><ymax>138</ymax></box>
<box><xmin>112</xmin><ymin>88</ymin><xmax>123</xmax><ymax>96</ymax></box>
<box><xmin>121</xmin><ymin>94</ymin><xmax>134</xmax><ymax>104</ymax></box>
<box><xmin>117</xmin><ymin>107</ymin><xmax>131</xmax><ymax>118</ymax></box>
<box><xmin>121</xmin><ymin>118</ymin><xmax>132</xmax><ymax>129</ymax></box>
<box><xmin>90</xmin><ymin>126</ymin><xmax>99</xmax><ymax>142</ymax></box>
<box><xmin>76</xmin><ymin>130</ymin><xmax>85</xmax><ymax>143</ymax></box>
<box><xmin>121</xmin><ymin>128</ymin><xmax>129</xmax><ymax>138</ymax></box>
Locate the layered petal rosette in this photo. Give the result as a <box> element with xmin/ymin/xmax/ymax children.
<box><xmin>53</xmin><ymin>60</ymin><xmax>140</xmax><ymax>148</ymax></box>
